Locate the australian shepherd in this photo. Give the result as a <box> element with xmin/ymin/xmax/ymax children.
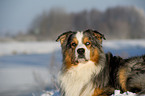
<box><xmin>56</xmin><ymin>29</ymin><xmax>145</xmax><ymax>96</ymax></box>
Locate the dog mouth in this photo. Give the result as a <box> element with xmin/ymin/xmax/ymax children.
<box><xmin>75</xmin><ymin>55</ymin><xmax>88</xmax><ymax>63</ymax></box>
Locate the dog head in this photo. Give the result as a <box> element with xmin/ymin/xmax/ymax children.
<box><xmin>56</xmin><ymin>29</ymin><xmax>106</xmax><ymax>69</ymax></box>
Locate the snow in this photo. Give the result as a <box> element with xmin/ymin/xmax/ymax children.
<box><xmin>0</xmin><ymin>53</ymin><xmax>61</xmax><ymax>96</ymax></box>
<box><xmin>0</xmin><ymin>67</ymin><xmax>50</xmax><ymax>91</ymax></box>
<box><xmin>0</xmin><ymin>40</ymin><xmax>145</xmax><ymax>96</ymax></box>
<box><xmin>103</xmin><ymin>39</ymin><xmax>145</xmax><ymax>58</ymax></box>
<box><xmin>0</xmin><ymin>41</ymin><xmax>60</xmax><ymax>56</ymax></box>
<box><xmin>0</xmin><ymin>40</ymin><xmax>145</xmax><ymax>57</ymax></box>
<box><xmin>111</xmin><ymin>90</ymin><xmax>136</xmax><ymax>96</ymax></box>
<box><xmin>41</xmin><ymin>90</ymin><xmax>60</xmax><ymax>96</ymax></box>
<box><xmin>0</xmin><ymin>66</ymin><xmax>53</xmax><ymax>96</ymax></box>
<box><xmin>103</xmin><ymin>39</ymin><xmax>145</xmax><ymax>49</ymax></box>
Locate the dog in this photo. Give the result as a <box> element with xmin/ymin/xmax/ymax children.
<box><xmin>56</xmin><ymin>29</ymin><xmax>145</xmax><ymax>96</ymax></box>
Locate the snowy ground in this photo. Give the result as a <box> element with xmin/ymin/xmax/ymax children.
<box><xmin>0</xmin><ymin>40</ymin><xmax>145</xmax><ymax>57</ymax></box>
<box><xmin>0</xmin><ymin>41</ymin><xmax>60</xmax><ymax>56</ymax></box>
<box><xmin>0</xmin><ymin>40</ymin><xmax>145</xmax><ymax>96</ymax></box>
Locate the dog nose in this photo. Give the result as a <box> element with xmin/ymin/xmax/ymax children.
<box><xmin>77</xmin><ymin>48</ymin><xmax>85</xmax><ymax>55</ymax></box>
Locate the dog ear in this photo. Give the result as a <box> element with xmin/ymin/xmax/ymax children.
<box><xmin>93</xmin><ymin>30</ymin><xmax>106</xmax><ymax>43</ymax></box>
<box><xmin>56</xmin><ymin>31</ymin><xmax>73</xmax><ymax>45</ymax></box>
<box><xmin>86</xmin><ymin>29</ymin><xmax>106</xmax><ymax>44</ymax></box>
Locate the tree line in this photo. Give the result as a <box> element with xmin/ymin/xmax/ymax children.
<box><xmin>27</xmin><ymin>6</ymin><xmax>145</xmax><ymax>40</ymax></box>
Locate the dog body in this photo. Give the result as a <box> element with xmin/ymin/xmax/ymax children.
<box><xmin>106</xmin><ymin>52</ymin><xmax>145</xmax><ymax>93</ymax></box>
<box><xmin>56</xmin><ymin>29</ymin><xmax>145</xmax><ymax>96</ymax></box>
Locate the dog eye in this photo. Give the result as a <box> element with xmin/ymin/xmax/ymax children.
<box><xmin>71</xmin><ymin>43</ymin><xmax>77</xmax><ymax>47</ymax></box>
<box><xmin>85</xmin><ymin>42</ymin><xmax>90</xmax><ymax>46</ymax></box>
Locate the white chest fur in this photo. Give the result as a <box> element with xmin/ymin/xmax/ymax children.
<box><xmin>59</xmin><ymin>61</ymin><xmax>102</xmax><ymax>96</ymax></box>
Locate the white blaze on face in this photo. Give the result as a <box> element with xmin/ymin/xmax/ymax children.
<box><xmin>75</xmin><ymin>31</ymin><xmax>90</xmax><ymax>62</ymax></box>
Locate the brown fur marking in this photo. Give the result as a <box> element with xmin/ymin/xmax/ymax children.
<box><xmin>71</xmin><ymin>37</ymin><xmax>78</xmax><ymax>48</ymax></box>
<box><xmin>118</xmin><ymin>67</ymin><xmax>127</xmax><ymax>91</ymax></box>
<box><xmin>94</xmin><ymin>33</ymin><xmax>103</xmax><ymax>43</ymax></box>
<box><xmin>92</xmin><ymin>88</ymin><xmax>106</xmax><ymax>96</ymax></box>
<box><xmin>90</xmin><ymin>48</ymin><xmax>99</xmax><ymax>63</ymax></box>
<box><xmin>83</xmin><ymin>37</ymin><xmax>91</xmax><ymax>48</ymax></box>
<box><xmin>57</xmin><ymin>35</ymin><xmax>67</xmax><ymax>45</ymax></box>
<box><xmin>64</xmin><ymin>50</ymin><xmax>77</xmax><ymax>69</ymax></box>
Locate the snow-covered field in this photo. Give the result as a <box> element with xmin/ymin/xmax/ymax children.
<box><xmin>0</xmin><ymin>40</ymin><xmax>145</xmax><ymax>57</ymax></box>
<box><xmin>0</xmin><ymin>41</ymin><xmax>60</xmax><ymax>56</ymax></box>
<box><xmin>0</xmin><ymin>40</ymin><xmax>145</xmax><ymax>96</ymax></box>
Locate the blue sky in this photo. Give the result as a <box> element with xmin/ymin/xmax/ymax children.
<box><xmin>0</xmin><ymin>0</ymin><xmax>145</xmax><ymax>35</ymax></box>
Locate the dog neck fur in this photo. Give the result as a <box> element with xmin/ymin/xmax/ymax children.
<box><xmin>59</xmin><ymin>60</ymin><xmax>104</xmax><ymax>96</ymax></box>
